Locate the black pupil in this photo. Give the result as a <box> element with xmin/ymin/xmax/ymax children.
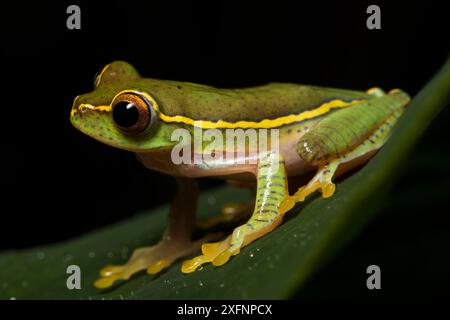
<box><xmin>113</xmin><ymin>101</ymin><xmax>140</xmax><ymax>128</ymax></box>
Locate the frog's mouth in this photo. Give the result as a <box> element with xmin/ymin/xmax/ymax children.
<box><xmin>70</xmin><ymin>101</ymin><xmax>135</xmax><ymax>151</ymax></box>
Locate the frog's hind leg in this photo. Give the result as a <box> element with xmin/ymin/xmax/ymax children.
<box><xmin>182</xmin><ymin>152</ymin><xmax>288</xmax><ymax>272</ymax></box>
<box><xmin>196</xmin><ymin>188</ymin><xmax>255</xmax><ymax>230</ymax></box>
<box><xmin>94</xmin><ymin>177</ymin><xmax>222</xmax><ymax>289</ymax></box>
<box><xmin>281</xmin><ymin>98</ymin><xmax>406</xmax><ymax>212</ymax></box>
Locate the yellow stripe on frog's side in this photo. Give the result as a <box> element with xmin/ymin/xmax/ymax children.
<box><xmin>155</xmin><ymin>99</ymin><xmax>362</xmax><ymax>129</ymax></box>
<box><xmin>135</xmin><ymin>91</ymin><xmax>364</xmax><ymax>129</ymax></box>
<box><xmin>72</xmin><ymin>89</ymin><xmax>365</xmax><ymax>129</ymax></box>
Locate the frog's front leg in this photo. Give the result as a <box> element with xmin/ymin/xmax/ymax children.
<box><xmin>182</xmin><ymin>152</ymin><xmax>288</xmax><ymax>272</ymax></box>
<box><xmin>94</xmin><ymin>177</ymin><xmax>221</xmax><ymax>288</ymax></box>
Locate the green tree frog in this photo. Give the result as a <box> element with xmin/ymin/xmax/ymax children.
<box><xmin>70</xmin><ymin>61</ymin><xmax>410</xmax><ymax>288</ymax></box>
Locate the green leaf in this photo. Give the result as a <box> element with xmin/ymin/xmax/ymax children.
<box><xmin>1</xmin><ymin>58</ymin><xmax>449</xmax><ymax>300</ymax></box>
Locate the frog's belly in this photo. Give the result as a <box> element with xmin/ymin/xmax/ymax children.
<box><xmin>136</xmin><ymin>137</ymin><xmax>375</xmax><ymax>189</ymax></box>
<box><xmin>211</xmin><ymin>135</ymin><xmax>315</xmax><ymax>181</ymax></box>
<box><xmin>135</xmin><ymin>136</ymin><xmax>314</xmax><ymax>180</ymax></box>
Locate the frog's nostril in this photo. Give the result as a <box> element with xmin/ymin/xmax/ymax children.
<box><xmin>76</xmin><ymin>104</ymin><xmax>98</xmax><ymax>114</ymax></box>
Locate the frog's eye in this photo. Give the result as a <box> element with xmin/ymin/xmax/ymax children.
<box><xmin>111</xmin><ymin>93</ymin><xmax>153</xmax><ymax>135</ymax></box>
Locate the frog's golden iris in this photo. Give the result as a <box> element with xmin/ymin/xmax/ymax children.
<box><xmin>111</xmin><ymin>92</ymin><xmax>152</xmax><ymax>135</ymax></box>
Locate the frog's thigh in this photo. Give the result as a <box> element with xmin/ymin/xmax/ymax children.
<box><xmin>283</xmin><ymin>109</ymin><xmax>402</xmax><ymax>208</ymax></box>
<box><xmin>182</xmin><ymin>152</ymin><xmax>288</xmax><ymax>273</ymax></box>
<box><xmin>296</xmin><ymin>90</ymin><xmax>408</xmax><ymax>166</ymax></box>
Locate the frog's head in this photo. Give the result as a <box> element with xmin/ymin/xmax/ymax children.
<box><xmin>70</xmin><ymin>61</ymin><xmax>182</xmax><ymax>152</ymax></box>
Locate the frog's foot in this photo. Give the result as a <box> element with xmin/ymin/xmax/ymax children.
<box><xmin>292</xmin><ymin>162</ymin><xmax>337</xmax><ymax>201</ymax></box>
<box><xmin>279</xmin><ymin>162</ymin><xmax>338</xmax><ymax>214</ymax></box>
<box><xmin>182</xmin><ymin>214</ymin><xmax>283</xmax><ymax>273</ymax></box>
<box><xmin>94</xmin><ymin>232</ymin><xmax>222</xmax><ymax>289</ymax></box>
<box><xmin>196</xmin><ymin>201</ymin><xmax>254</xmax><ymax>229</ymax></box>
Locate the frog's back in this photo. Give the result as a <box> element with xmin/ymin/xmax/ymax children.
<box><xmin>143</xmin><ymin>80</ymin><xmax>372</xmax><ymax>123</ymax></box>
<box><xmin>76</xmin><ymin>61</ymin><xmax>373</xmax><ymax>125</ymax></box>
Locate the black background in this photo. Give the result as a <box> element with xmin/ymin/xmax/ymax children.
<box><xmin>1</xmin><ymin>0</ymin><xmax>449</xmax><ymax>298</ymax></box>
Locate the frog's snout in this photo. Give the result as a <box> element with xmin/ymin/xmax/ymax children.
<box><xmin>71</xmin><ymin>98</ymin><xmax>112</xmax><ymax>123</ymax></box>
<box><xmin>70</xmin><ymin>96</ymin><xmax>80</xmax><ymax>117</ymax></box>
<box><xmin>70</xmin><ymin>96</ymin><xmax>112</xmax><ymax>138</ymax></box>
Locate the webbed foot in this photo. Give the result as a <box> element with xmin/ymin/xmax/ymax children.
<box><xmin>182</xmin><ymin>214</ymin><xmax>283</xmax><ymax>273</ymax></box>
<box><xmin>94</xmin><ymin>232</ymin><xmax>222</xmax><ymax>288</ymax></box>
<box><xmin>279</xmin><ymin>162</ymin><xmax>337</xmax><ymax>214</ymax></box>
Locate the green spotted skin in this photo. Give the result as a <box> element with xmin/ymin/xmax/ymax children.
<box><xmin>335</xmin><ymin>107</ymin><xmax>405</xmax><ymax>163</ymax></box>
<box><xmin>78</xmin><ymin>61</ymin><xmax>371</xmax><ymax>123</ymax></box>
<box><xmin>297</xmin><ymin>90</ymin><xmax>410</xmax><ymax>165</ymax></box>
<box><xmin>253</xmin><ymin>154</ymin><xmax>287</xmax><ymax>217</ymax></box>
<box><xmin>228</xmin><ymin>152</ymin><xmax>288</xmax><ymax>252</ymax></box>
